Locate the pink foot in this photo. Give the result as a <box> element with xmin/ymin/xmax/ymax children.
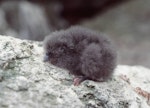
<box><xmin>73</xmin><ymin>76</ymin><xmax>87</xmax><ymax>86</ymax></box>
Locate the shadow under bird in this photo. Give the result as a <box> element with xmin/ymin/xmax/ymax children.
<box><xmin>43</xmin><ymin>26</ymin><xmax>117</xmax><ymax>86</ymax></box>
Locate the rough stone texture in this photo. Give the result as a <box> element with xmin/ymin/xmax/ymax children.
<box><xmin>0</xmin><ymin>35</ymin><xmax>150</xmax><ymax>108</ymax></box>
<box><xmin>81</xmin><ymin>0</ymin><xmax>150</xmax><ymax>68</ymax></box>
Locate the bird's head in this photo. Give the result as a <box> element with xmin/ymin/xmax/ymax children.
<box><xmin>43</xmin><ymin>33</ymin><xmax>75</xmax><ymax>68</ymax></box>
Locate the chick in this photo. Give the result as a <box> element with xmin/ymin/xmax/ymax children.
<box><xmin>43</xmin><ymin>26</ymin><xmax>117</xmax><ymax>86</ymax></box>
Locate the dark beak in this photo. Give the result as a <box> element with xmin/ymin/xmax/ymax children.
<box><xmin>43</xmin><ymin>55</ymin><xmax>49</xmax><ymax>62</ymax></box>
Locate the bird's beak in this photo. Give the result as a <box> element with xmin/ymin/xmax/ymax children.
<box><xmin>43</xmin><ymin>55</ymin><xmax>49</xmax><ymax>62</ymax></box>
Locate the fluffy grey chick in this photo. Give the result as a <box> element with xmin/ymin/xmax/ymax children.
<box><xmin>43</xmin><ymin>26</ymin><xmax>117</xmax><ymax>86</ymax></box>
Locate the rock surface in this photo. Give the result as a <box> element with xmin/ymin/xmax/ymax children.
<box><xmin>0</xmin><ymin>35</ymin><xmax>150</xmax><ymax>108</ymax></box>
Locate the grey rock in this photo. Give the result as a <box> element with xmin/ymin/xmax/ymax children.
<box><xmin>18</xmin><ymin>1</ymin><xmax>51</xmax><ymax>40</ymax></box>
<box><xmin>0</xmin><ymin>1</ymin><xmax>51</xmax><ymax>41</ymax></box>
<box><xmin>6</xmin><ymin>76</ymin><xmax>29</xmax><ymax>91</ymax></box>
<box><xmin>0</xmin><ymin>9</ymin><xmax>8</xmax><ymax>34</ymax></box>
<box><xmin>0</xmin><ymin>35</ymin><xmax>150</xmax><ymax>108</ymax></box>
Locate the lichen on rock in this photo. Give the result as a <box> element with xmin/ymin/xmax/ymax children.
<box><xmin>0</xmin><ymin>35</ymin><xmax>150</xmax><ymax>108</ymax></box>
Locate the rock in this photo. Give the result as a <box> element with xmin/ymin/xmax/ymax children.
<box><xmin>0</xmin><ymin>1</ymin><xmax>51</xmax><ymax>41</ymax></box>
<box><xmin>60</xmin><ymin>0</ymin><xmax>127</xmax><ymax>24</ymax></box>
<box><xmin>81</xmin><ymin>0</ymin><xmax>150</xmax><ymax>68</ymax></box>
<box><xmin>0</xmin><ymin>35</ymin><xmax>150</xmax><ymax>108</ymax></box>
<box><xmin>18</xmin><ymin>1</ymin><xmax>51</xmax><ymax>41</ymax></box>
<box><xmin>0</xmin><ymin>9</ymin><xmax>9</xmax><ymax>34</ymax></box>
<box><xmin>6</xmin><ymin>76</ymin><xmax>29</xmax><ymax>91</ymax></box>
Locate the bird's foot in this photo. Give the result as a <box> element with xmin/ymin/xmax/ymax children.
<box><xmin>73</xmin><ymin>76</ymin><xmax>88</xmax><ymax>86</ymax></box>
